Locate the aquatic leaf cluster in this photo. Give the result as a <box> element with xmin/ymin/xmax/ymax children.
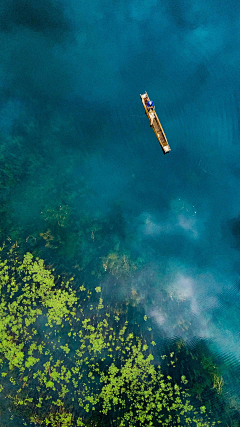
<box><xmin>0</xmin><ymin>247</ymin><xmax>219</xmax><ymax>426</ymax></box>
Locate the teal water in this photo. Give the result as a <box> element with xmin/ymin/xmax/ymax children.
<box><xmin>1</xmin><ymin>0</ymin><xmax>240</xmax><ymax>424</ymax></box>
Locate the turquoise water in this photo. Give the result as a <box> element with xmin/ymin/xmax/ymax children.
<box><xmin>1</xmin><ymin>0</ymin><xmax>240</xmax><ymax>424</ymax></box>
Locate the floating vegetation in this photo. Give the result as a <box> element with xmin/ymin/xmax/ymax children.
<box><xmin>0</xmin><ymin>248</ymin><xmax>219</xmax><ymax>426</ymax></box>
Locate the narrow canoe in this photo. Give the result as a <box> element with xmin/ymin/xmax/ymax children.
<box><xmin>140</xmin><ymin>92</ymin><xmax>171</xmax><ymax>155</ymax></box>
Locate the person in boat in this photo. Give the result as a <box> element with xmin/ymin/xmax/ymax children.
<box><xmin>146</xmin><ymin>100</ymin><xmax>155</xmax><ymax>125</ymax></box>
<box><xmin>147</xmin><ymin>100</ymin><xmax>154</xmax><ymax>108</ymax></box>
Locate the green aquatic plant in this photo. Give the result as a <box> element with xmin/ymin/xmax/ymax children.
<box><xmin>0</xmin><ymin>248</ymin><xmax>219</xmax><ymax>426</ymax></box>
<box><xmin>97</xmin><ymin>339</ymin><xmax>215</xmax><ymax>427</ymax></box>
<box><xmin>162</xmin><ymin>339</ymin><xmax>228</xmax><ymax>425</ymax></box>
<box><xmin>41</xmin><ymin>205</ymin><xmax>71</xmax><ymax>228</ymax></box>
<box><xmin>102</xmin><ymin>251</ymin><xmax>137</xmax><ymax>278</ymax></box>
<box><xmin>39</xmin><ymin>204</ymin><xmax>78</xmax><ymax>258</ymax></box>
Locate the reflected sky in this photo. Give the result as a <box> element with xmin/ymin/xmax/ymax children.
<box><xmin>1</xmin><ymin>0</ymin><xmax>240</xmax><ymax>412</ymax></box>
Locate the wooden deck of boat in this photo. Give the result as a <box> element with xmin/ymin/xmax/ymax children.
<box><xmin>140</xmin><ymin>92</ymin><xmax>171</xmax><ymax>155</ymax></box>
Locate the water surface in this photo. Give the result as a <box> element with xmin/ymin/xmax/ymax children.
<box><xmin>1</xmin><ymin>0</ymin><xmax>240</xmax><ymax>422</ymax></box>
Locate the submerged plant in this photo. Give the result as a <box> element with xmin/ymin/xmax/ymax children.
<box><xmin>0</xmin><ymin>248</ymin><xmax>219</xmax><ymax>426</ymax></box>
<box><xmin>102</xmin><ymin>251</ymin><xmax>137</xmax><ymax>278</ymax></box>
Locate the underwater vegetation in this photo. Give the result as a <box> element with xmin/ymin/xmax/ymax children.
<box><xmin>0</xmin><ymin>248</ymin><xmax>219</xmax><ymax>426</ymax></box>
<box><xmin>0</xmin><ymin>115</ymin><xmax>240</xmax><ymax>426</ymax></box>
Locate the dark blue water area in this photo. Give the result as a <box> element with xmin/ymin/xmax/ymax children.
<box><xmin>1</xmin><ymin>0</ymin><xmax>240</xmax><ymax>418</ymax></box>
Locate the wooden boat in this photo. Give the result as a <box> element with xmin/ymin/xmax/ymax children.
<box><xmin>140</xmin><ymin>92</ymin><xmax>171</xmax><ymax>154</ymax></box>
